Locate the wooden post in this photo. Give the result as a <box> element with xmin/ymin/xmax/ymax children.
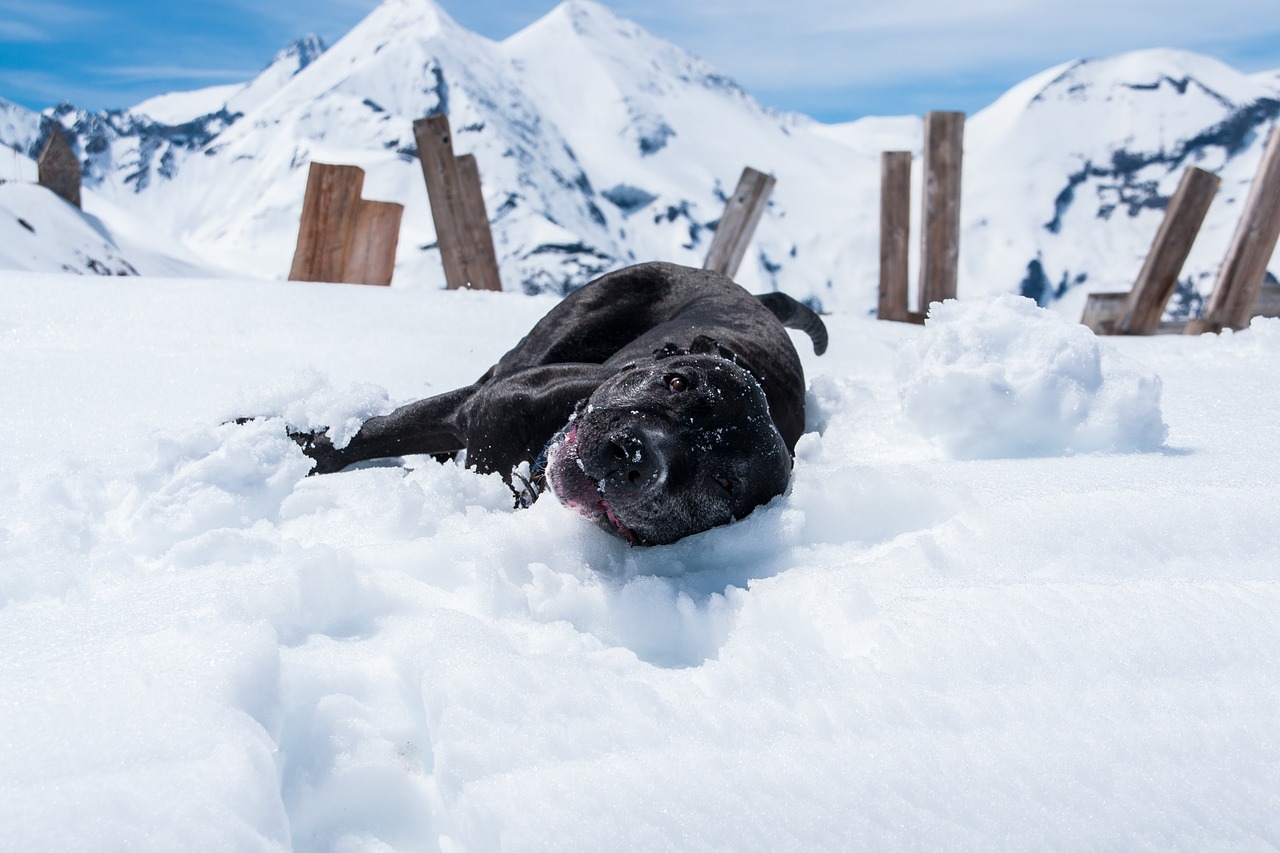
<box><xmin>1080</xmin><ymin>292</ymin><xmax>1128</xmax><ymax>335</ymax></box>
<box><xmin>453</xmin><ymin>154</ymin><xmax>502</xmax><ymax>292</ymax></box>
<box><xmin>918</xmin><ymin>111</ymin><xmax>965</xmax><ymax>312</ymax></box>
<box><xmin>288</xmin><ymin>162</ymin><xmax>364</xmax><ymax>283</ymax></box>
<box><xmin>1113</xmin><ymin>166</ymin><xmax>1220</xmax><ymax>334</ymax></box>
<box><xmin>1255</xmin><ymin>281</ymin><xmax>1280</xmax><ymax>318</ymax></box>
<box><xmin>1188</xmin><ymin>127</ymin><xmax>1280</xmax><ymax>334</ymax></box>
<box><xmin>37</xmin><ymin>129</ymin><xmax>81</xmax><ymax>208</ymax></box>
<box><xmin>879</xmin><ymin>151</ymin><xmax>912</xmax><ymax>322</ymax></box>
<box><xmin>1084</xmin><ymin>281</ymin><xmax>1280</xmax><ymax>335</ymax></box>
<box><xmin>703</xmin><ymin>166</ymin><xmax>776</xmax><ymax>278</ymax></box>
<box><xmin>342</xmin><ymin>200</ymin><xmax>404</xmax><ymax>286</ymax></box>
<box><xmin>413</xmin><ymin>114</ymin><xmax>502</xmax><ymax>291</ymax></box>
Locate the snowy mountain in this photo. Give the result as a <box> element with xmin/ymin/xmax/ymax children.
<box><xmin>0</xmin><ymin>0</ymin><xmax>1278</xmax><ymax>315</ymax></box>
<box><xmin>131</xmin><ymin>35</ymin><xmax>327</xmax><ymax>126</ymax></box>
<box><xmin>964</xmin><ymin>50</ymin><xmax>1280</xmax><ymax>318</ymax></box>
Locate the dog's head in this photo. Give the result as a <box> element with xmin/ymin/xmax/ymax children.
<box><xmin>543</xmin><ymin>339</ymin><xmax>791</xmax><ymax>546</ymax></box>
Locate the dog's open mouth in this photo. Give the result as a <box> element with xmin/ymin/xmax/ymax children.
<box><xmin>544</xmin><ymin>422</ymin><xmax>640</xmax><ymax>545</ymax></box>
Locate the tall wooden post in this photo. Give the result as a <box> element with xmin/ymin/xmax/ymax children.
<box><xmin>342</xmin><ymin>200</ymin><xmax>404</xmax><ymax>287</ymax></box>
<box><xmin>703</xmin><ymin>166</ymin><xmax>776</xmax><ymax>278</ymax></box>
<box><xmin>288</xmin><ymin>163</ymin><xmax>364</xmax><ymax>283</ymax></box>
<box><xmin>37</xmin><ymin>129</ymin><xmax>81</xmax><ymax>209</ymax></box>
<box><xmin>878</xmin><ymin>151</ymin><xmax>912</xmax><ymax>322</ymax></box>
<box><xmin>454</xmin><ymin>154</ymin><xmax>502</xmax><ymax>292</ymax></box>
<box><xmin>413</xmin><ymin>114</ymin><xmax>502</xmax><ymax>291</ymax></box>
<box><xmin>1188</xmin><ymin>127</ymin><xmax>1280</xmax><ymax>334</ymax></box>
<box><xmin>917</xmin><ymin>111</ymin><xmax>965</xmax><ymax>312</ymax></box>
<box><xmin>1113</xmin><ymin>166</ymin><xmax>1220</xmax><ymax>334</ymax></box>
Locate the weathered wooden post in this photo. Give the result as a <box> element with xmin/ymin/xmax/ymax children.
<box><xmin>453</xmin><ymin>153</ymin><xmax>502</xmax><ymax>292</ymax></box>
<box><xmin>1187</xmin><ymin>127</ymin><xmax>1280</xmax><ymax>334</ymax></box>
<box><xmin>37</xmin><ymin>129</ymin><xmax>81</xmax><ymax>208</ymax></box>
<box><xmin>342</xmin><ymin>199</ymin><xmax>404</xmax><ymax>287</ymax></box>
<box><xmin>917</xmin><ymin>111</ymin><xmax>965</xmax><ymax>312</ymax></box>
<box><xmin>1111</xmin><ymin>166</ymin><xmax>1221</xmax><ymax>334</ymax></box>
<box><xmin>703</xmin><ymin>166</ymin><xmax>776</xmax><ymax>278</ymax></box>
<box><xmin>412</xmin><ymin>114</ymin><xmax>502</xmax><ymax>291</ymax></box>
<box><xmin>878</xmin><ymin>151</ymin><xmax>913</xmax><ymax>322</ymax></box>
<box><xmin>288</xmin><ymin>162</ymin><xmax>365</xmax><ymax>283</ymax></box>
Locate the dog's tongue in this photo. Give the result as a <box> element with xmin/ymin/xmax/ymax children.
<box><xmin>544</xmin><ymin>422</ymin><xmax>641</xmax><ymax>544</ymax></box>
<box><xmin>599</xmin><ymin>499</ymin><xmax>640</xmax><ymax>545</ymax></box>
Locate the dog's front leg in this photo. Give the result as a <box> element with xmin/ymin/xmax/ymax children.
<box><xmin>293</xmin><ymin>384</ymin><xmax>478</xmax><ymax>475</ymax></box>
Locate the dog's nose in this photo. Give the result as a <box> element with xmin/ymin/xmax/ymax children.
<box><xmin>598</xmin><ymin>427</ymin><xmax>667</xmax><ymax>491</ymax></box>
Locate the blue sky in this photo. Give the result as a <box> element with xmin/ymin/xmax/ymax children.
<box><xmin>3</xmin><ymin>0</ymin><xmax>1280</xmax><ymax>123</ymax></box>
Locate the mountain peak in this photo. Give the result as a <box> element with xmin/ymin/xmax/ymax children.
<box><xmin>358</xmin><ymin>0</ymin><xmax>460</xmax><ymax>40</ymax></box>
<box><xmin>272</xmin><ymin>33</ymin><xmax>327</xmax><ymax>73</ymax></box>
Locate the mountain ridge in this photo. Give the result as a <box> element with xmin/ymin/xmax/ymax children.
<box><xmin>0</xmin><ymin>1</ymin><xmax>1278</xmax><ymax>317</ymax></box>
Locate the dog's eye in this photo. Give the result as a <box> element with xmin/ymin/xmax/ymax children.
<box><xmin>666</xmin><ymin>374</ymin><xmax>688</xmax><ymax>393</ymax></box>
<box><xmin>711</xmin><ymin>475</ymin><xmax>734</xmax><ymax>493</ymax></box>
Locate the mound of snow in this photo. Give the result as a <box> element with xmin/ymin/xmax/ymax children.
<box><xmin>895</xmin><ymin>295</ymin><xmax>1168</xmax><ymax>458</ymax></box>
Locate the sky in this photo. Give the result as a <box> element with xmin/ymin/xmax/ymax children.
<box><xmin>2</xmin><ymin>0</ymin><xmax>1280</xmax><ymax>123</ymax></box>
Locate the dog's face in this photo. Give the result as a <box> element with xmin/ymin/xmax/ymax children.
<box><xmin>544</xmin><ymin>349</ymin><xmax>791</xmax><ymax>545</ymax></box>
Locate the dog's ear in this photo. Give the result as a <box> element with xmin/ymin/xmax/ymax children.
<box><xmin>690</xmin><ymin>334</ymin><xmax>741</xmax><ymax>365</ymax></box>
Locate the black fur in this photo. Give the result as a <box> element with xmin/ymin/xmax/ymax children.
<box><xmin>290</xmin><ymin>262</ymin><xmax>826</xmax><ymax>545</ymax></box>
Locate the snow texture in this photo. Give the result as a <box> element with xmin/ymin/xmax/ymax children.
<box><xmin>2</xmin><ymin>272</ymin><xmax>1279</xmax><ymax>850</ymax></box>
<box><xmin>896</xmin><ymin>295</ymin><xmax>1168</xmax><ymax>458</ymax></box>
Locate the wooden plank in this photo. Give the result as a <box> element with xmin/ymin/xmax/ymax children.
<box><xmin>342</xmin><ymin>199</ymin><xmax>403</xmax><ymax>286</ymax></box>
<box><xmin>288</xmin><ymin>162</ymin><xmax>364</xmax><ymax>283</ymax></box>
<box><xmin>413</xmin><ymin>114</ymin><xmax>471</xmax><ymax>290</ymax></box>
<box><xmin>878</xmin><ymin>151</ymin><xmax>912</xmax><ymax>322</ymax></box>
<box><xmin>703</xmin><ymin>166</ymin><xmax>776</xmax><ymax>278</ymax></box>
<box><xmin>1081</xmin><ymin>292</ymin><xmax>1127</xmax><ymax>335</ymax></box>
<box><xmin>453</xmin><ymin>153</ymin><xmax>502</xmax><ymax>291</ymax></box>
<box><xmin>1255</xmin><ymin>281</ymin><xmax>1280</xmax><ymax>318</ymax></box>
<box><xmin>1082</xmin><ymin>292</ymin><xmax>1196</xmax><ymax>334</ymax></box>
<box><xmin>1115</xmin><ymin>166</ymin><xmax>1220</xmax><ymax>334</ymax></box>
<box><xmin>1188</xmin><ymin>127</ymin><xmax>1280</xmax><ymax>334</ymax></box>
<box><xmin>37</xmin><ymin>129</ymin><xmax>81</xmax><ymax>208</ymax></box>
<box><xmin>1084</xmin><ymin>282</ymin><xmax>1280</xmax><ymax>335</ymax></box>
<box><xmin>918</xmin><ymin>111</ymin><xmax>965</xmax><ymax>311</ymax></box>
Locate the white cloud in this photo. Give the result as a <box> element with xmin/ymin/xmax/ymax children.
<box><xmin>0</xmin><ymin>21</ymin><xmax>45</xmax><ymax>41</ymax></box>
<box><xmin>606</xmin><ymin>0</ymin><xmax>1280</xmax><ymax>96</ymax></box>
<box><xmin>91</xmin><ymin>65</ymin><xmax>257</xmax><ymax>84</ymax></box>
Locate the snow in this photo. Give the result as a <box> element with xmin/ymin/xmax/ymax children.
<box><xmin>2</xmin><ymin>270</ymin><xmax>1279</xmax><ymax>849</ymax></box>
<box><xmin>132</xmin><ymin>84</ymin><xmax>244</xmax><ymax>125</ymax></box>
<box><xmin>4</xmin><ymin>4</ymin><xmax>1280</xmax><ymax>315</ymax></box>
<box><xmin>895</xmin><ymin>294</ymin><xmax>1168</xmax><ymax>458</ymax></box>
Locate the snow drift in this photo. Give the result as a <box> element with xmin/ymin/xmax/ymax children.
<box><xmin>2</xmin><ymin>272</ymin><xmax>1279</xmax><ymax>849</ymax></box>
<box><xmin>896</xmin><ymin>295</ymin><xmax>1168</xmax><ymax>458</ymax></box>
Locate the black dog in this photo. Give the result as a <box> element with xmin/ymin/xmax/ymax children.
<box><xmin>290</xmin><ymin>262</ymin><xmax>827</xmax><ymax>545</ymax></box>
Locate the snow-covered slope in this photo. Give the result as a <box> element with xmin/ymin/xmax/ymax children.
<box><xmin>0</xmin><ymin>177</ymin><xmax>219</xmax><ymax>276</ymax></box>
<box><xmin>3</xmin><ymin>271</ymin><xmax>1279</xmax><ymax>848</ymax></box>
<box><xmin>0</xmin><ymin>183</ymin><xmax>139</xmax><ymax>274</ymax></box>
<box><xmin>504</xmin><ymin>0</ymin><xmax>879</xmax><ymax>300</ymax></box>
<box><xmin>965</xmin><ymin>49</ymin><xmax>1280</xmax><ymax>319</ymax></box>
<box><xmin>0</xmin><ymin>1</ymin><xmax>1278</xmax><ymax>314</ymax></box>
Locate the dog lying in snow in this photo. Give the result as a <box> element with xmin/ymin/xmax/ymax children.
<box><xmin>288</xmin><ymin>261</ymin><xmax>827</xmax><ymax>545</ymax></box>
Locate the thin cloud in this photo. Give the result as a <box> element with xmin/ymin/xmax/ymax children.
<box><xmin>91</xmin><ymin>65</ymin><xmax>258</xmax><ymax>84</ymax></box>
<box><xmin>0</xmin><ymin>0</ymin><xmax>109</xmax><ymax>34</ymax></box>
<box><xmin>605</xmin><ymin>0</ymin><xmax>1280</xmax><ymax>104</ymax></box>
<box><xmin>0</xmin><ymin>21</ymin><xmax>46</xmax><ymax>41</ymax></box>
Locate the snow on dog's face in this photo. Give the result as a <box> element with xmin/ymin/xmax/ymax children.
<box><xmin>544</xmin><ymin>351</ymin><xmax>791</xmax><ymax>546</ymax></box>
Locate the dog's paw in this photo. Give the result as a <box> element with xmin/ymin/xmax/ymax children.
<box><xmin>287</xmin><ymin>428</ymin><xmax>344</xmax><ymax>476</ymax></box>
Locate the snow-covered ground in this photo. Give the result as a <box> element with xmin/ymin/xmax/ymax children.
<box><xmin>2</xmin><ymin>271</ymin><xmax>1279</xmax><ymax>850</ymax></box>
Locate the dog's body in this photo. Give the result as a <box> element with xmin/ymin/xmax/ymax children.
<box><xmin>293</xmin><ymin>262</ymin><xmax>826</xmax><ymax>545</ymax></box>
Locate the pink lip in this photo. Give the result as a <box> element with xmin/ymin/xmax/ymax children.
<box><xmin>546</xmin><ymin>422</ymin><xmax>640</xmax><ymax>545</ymax></box>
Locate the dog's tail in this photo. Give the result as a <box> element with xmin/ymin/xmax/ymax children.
<box><xmin>756</xmin><ymin>292</ymin><xmax>828</xmax><ymax>356</ymax></box>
